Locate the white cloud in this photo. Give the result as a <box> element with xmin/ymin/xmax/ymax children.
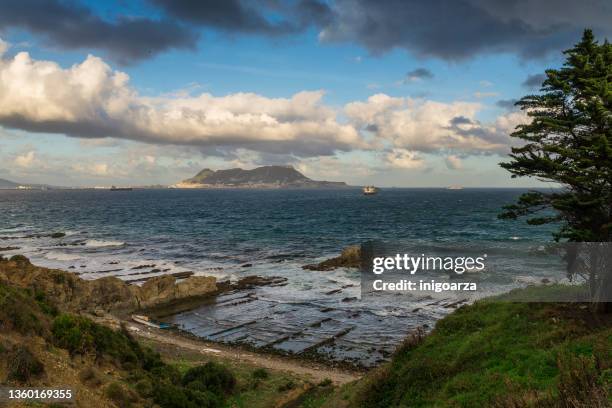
<box><xmin>445</xmin><ymin>155</ymin><xmax>463</xmax><ymax>170</ymax></box>
<box><xmin>345</xmin><ymin>93</ymin><xmax>521</xmax><ymax>155</ymax></box>
<box><xmin>0</xmin><ymin>48</ymin><xmax>361</xmax><ymax>158</ymax></box>
<box><xmin>14</xmin><ymin>150</ymin><xmax>35</xmax><ymax>167</ymax></box>
<box><xmin>385</xmin><ymin>148</ymin><xmax>425</xmax><ymax>169</ymax></box>
<box><xmin>0</xmin><ymin>41</ymin><xmax>530</xmax><ymax>184</ymax></box>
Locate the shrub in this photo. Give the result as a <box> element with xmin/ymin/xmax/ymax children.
<box><xmin>318</xmin><ymin>378</ymin><xmax>333</xmax><ymax>387</ymax></box>
<box><xmin>278</xmin><ymin>379</ymin><xmax>296</xmax><ymax>392</ymax></box>
<box><xmin>135</xmin><ymin>378</ymin><xmax>154</xmax><ymax>398</ymax></box>
<box><xmin>52</xmin><ymin>314</ymin><xmax>138</xmax><ymax>365</ymax></box>
<box><xmin>252</xmin><ymin>368</ymin><xmax>269</xmax><ymax>380</ymax></box>
<box><xmin>150</xmin><ymin>364</ymin><xmax>182</xmax><ymax>384</ymax></box>
<box><xmin>0</xmin><ymin>283</ymin><xmax>45</xmax><ymax>335</ymax></box>
<box><xmin>153</xmin><ymin>383</ymin><xmax>196</xmax><ymax>408</ymax></box>
<box><xmin>105</xmin><ymin>382</ymin><xmax>137</xmax><ymax>407</ymax></box>
<box><xmin>33</xmin><ymin>290</ymin><xmax>58</xmax><ymax>316</ymax></box>
<box><xmin>78</xmin><ymin>366</ymin><xmax>102</xmax><ymax>387</ymax></box>
<box><xmin>7</xmin><ymin>345</ymin><xmax>44</xmax><ymax>383</ymax></box>
<box><xmin>182</xmin><ymin>362</ymin><xmax>236</xmax><ymax>396</ymax></box>
<box><xmin>152</xmin><ymin>383</ymin><xmax>223</xmax><ymax>408</ymax></box>
<box><xmin>9</xmin><ymin>254</ymin><xmax>30</xmax><ymax>265</ymax></box>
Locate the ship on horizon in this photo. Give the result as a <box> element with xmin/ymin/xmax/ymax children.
<box><xmin>110</xmin><ymin>186</ymin><xmax>133</xmax><ymax>191</ymax></box>
<box><xmin>363</xmin><ymin>186</ymin><xmax>378</xmax><ymax>195</ymax></box>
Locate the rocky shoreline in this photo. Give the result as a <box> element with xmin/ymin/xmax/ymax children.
<box><xmin>0</xmin><ymin>255</ymin><xmax>286</xmax><ymax>316</ymax></box>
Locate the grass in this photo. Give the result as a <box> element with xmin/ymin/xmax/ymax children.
<box><xmin>154</xmin><ymin>344</ymin><xmax>308</xmax><ymax>408</ymax></box>
<box><xmin>313</xmin><ymin>285</ymin><xmax>611</xmax><ymax>408</ymax></box>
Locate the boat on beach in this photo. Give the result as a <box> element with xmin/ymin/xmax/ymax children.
<box><xmin>131</xmin><ymin>314</ymin><xmax>172</xmax><ymax>329</ymax></box>
<box><xmin>363</xmin><ymin>186</ymin><xmax>378</xmax><ymax>195</ymax></box>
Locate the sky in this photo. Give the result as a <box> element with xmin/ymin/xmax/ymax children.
<box><xmin>0</xmin><ymin>0</ymin><xmax>611</xmax><ymax>187</ymax></box>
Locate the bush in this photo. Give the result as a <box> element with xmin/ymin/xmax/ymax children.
<box><xmin>153</xmin><ymin>383</ymin><xmax>196</xmax><ymax>408</ymax></box>
<box><xmin>135</xmin><ymin>378</ymin><xmax>154</xmax><ymax>398</ymax></box>
<box><xmin>0</xmin><ymin>283</ymin><xmax>45</xmax><ymax>335</ymax></box>
<box><xmin>7</xmin><ymin>345</ymin><xmax>44</xmax><ymax>383</ymax></box>
<box><xmin>78</xmin><ymin>366</ymin><xmax>102</xmax><ymax>387</ymax></box>
<box><xmin>150</xmin><ymin>364</ymin><xmax>182</xmax><ymax>384</ymax></box>
<box><xmin>278</xmin><ymin>379</ymin><xmax>296</xmax><ymax>392</ymax></box>
<box><xmin>9</xmin><ymin>254</ymin><xmax>30</xmax><ymax>265</ymax></box>
<box><xmin>105</xmin><ymin>382</ymin><xmax>137</xmax><ymax>407</ymax></box>
<box><xmin>52</xmin><ymin>314</ymin><xmax>138</xmax><ymax>365</ymax></box>
<box><xmin>318</xmin><ymin>378</ymin><xmax>333</xmax><ymax>387</ymax></box>
<box><xmin>252</xmin><ymin>368</ymin><xmax>269</xmax><ymax>380</ymax></box>
<box><xmin>182</xmin><ymin>362</ymin><xmax>236</xmax><ymax>396</ymax></box>
<box><xmin>33</xmin><ymin>290</ymin><xmax>58</xmax><ymax>316</ymax></box>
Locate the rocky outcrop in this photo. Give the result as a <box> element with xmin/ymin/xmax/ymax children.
<box><xmin>0</xmin><ymin>256</ymin><xmax>217</xmax><ymax>315</ymax></box>
<box><xmin>136</xmin><ymin>275</ymin><xmax>216</xmax><ymax>309</ymax></box>
<box><xmin>302</xmin><ymin>245</ymin><xmax>362</xmax><ymax>271</ymax></box>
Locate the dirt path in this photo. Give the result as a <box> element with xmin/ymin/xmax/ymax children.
<box><xmin>126</xmin><ymin>322</ymin><xmax>362</xmax><ymax>385</ymax></box>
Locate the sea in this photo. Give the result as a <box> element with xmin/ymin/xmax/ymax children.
<box><xmin>0</xmin><ymin>188</ymin><xmax>564</xmax><ymax>366</ymax></box>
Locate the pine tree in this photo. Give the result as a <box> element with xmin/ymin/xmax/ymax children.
<box><xmin>500</xmin><ymin>30</ymin><xmax>612</xmax><ymax>311</ymax></box>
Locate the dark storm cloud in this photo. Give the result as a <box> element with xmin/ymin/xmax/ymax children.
<box><xmin>0</xmin><ymin>0</ymin><xmax>197</xmax><ymax>64</ymax></box>
<box><xmin>449</xmin><ymin>116</ymin><xmax>473</xmax><ymax>126</ymax></box>
<box><xmin>522</xmin><ymin>73</ymin><xmax>547</xmax><ymax>89</ymax></box>
<box><xmin>148</xmin><ymin>0</ymin><xmax>332</xmax><ymax>35</ymax></box>
<box><xmin>319</xmin><ymin>0</ymin><xmax>612</xmax><ymax>60</ymax></box>
<box><xmin>496</xmin><ymin>99</ymin><xmax>519</xmax><ymax>110</ymax></box>
<box><xmin>406</xmin><ymin>68</ymin><xmax>434</xmax><ymax>80</ymax></box>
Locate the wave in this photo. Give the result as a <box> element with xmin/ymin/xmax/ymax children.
<box><xmin>84</xmin><ymin>239</ymin><xmax>125</xmax><ymax>248</ymax></box>
<box><xmin>44</xmin><ymin>251</ymin><xmax>81</xmax><ymax>261</ymax></box>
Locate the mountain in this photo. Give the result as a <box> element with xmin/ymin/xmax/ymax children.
<box><xmin>174</xmin><ymin>166</ymin><xmax>349</xmax><ymax>189</ymax></box>
<box><xmin>0</xmin><ymin>178</ymin><xmax>18</xmax><ymax>189</ymax></box>
<box><xmin>0</xmin><ymin>178</ymin><xmax>65</xmax><ymax>190</ymax></box>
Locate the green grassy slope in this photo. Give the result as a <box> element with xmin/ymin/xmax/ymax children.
<box><xmin>314</xmin><ymin>286</ymin><xmax>611</xmax><ymax>408</ymax></box>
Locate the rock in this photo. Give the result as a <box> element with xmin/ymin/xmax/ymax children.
<box><xmin>302</xmin><ymin>245</ymin><xmax>361</xmax><ymax>271</ymax></box>
<box><xmin>0</xmin><ymin>256</ymin><xmax>216</xmax><ymax>315</ymax></box>
<box><xmin>0</xmin><ymin>246</ymin><xmax>20</xmax><ymax>251</ymax></box>
<box><xmin>176</xmin><ymin>276</ymin><xmax>217</xmax><ymax>298</ymax></box>
<box><xmin>131</xmin><ymin>274</ymin><xmax>217</xmax><ymax>309</ymax></box>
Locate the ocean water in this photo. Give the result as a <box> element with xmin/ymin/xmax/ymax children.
<box><xmin>0</xmin><ymin>188</ymin><xmax>561</xmax><ymax>366</ymax></box>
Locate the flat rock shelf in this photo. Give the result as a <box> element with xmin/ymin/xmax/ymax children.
<box><xmin>164</xmin><ymin>287</ymin><xmax>467</xmax><ymax>367</ymax></box>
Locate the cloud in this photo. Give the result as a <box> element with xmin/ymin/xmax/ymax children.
<box><xmin>14</xmin><ymin>150</ymin><xmax>35</xmax><ymax>167</ymax></box>
<box><xmin>385</xmin><ymin>149</ymin><xmax>425</xmax><ymax>169</ymax></box>
<box><xmin>148</xmin><ymin>0</ymin><xmax>332</xmax><ymax>35</ymax></box>
<box><xmin>445</xmin><ymin>155</ymin><xmax>463</xmax><ymax>170</ymax></box>
<box><xmin>522</xmin><ymin>73</ymin><xmax>546</xmax><ymax>89</ymax></box>
<box><xmin>495</xmin><ymin>99</ymin><xmax>519</xmax><ymax>110</ymax></box>
<box><xmin>0</xmin><ymin>39</ymin><xmax>8</xmax><ymax>55</ymax></box>
<box><xmin>0</xmin><ymin>0</ymin><xmax>197</xmax><ymax>64</ymax></box>
<box><xmin>344</xmin><ymin>94</ymin><xmax>524</xmax><ymax>155</ymax></box>
<box><xmin>0</xmin><ymin>46</ymin><xmax>361</xmax><ymax>158</ymax></box>
<box><xmin>318</xmin><ymin>0</ymin><xmax>612</xmax><ymax>60</ymax></box>
<box><xmin>405</xmin><ymin>68</ymin><xmax>434</xmax><ymax>82</ymax></box>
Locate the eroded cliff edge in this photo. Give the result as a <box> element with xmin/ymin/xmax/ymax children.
<box><xmin>0</xmin><ymin>255</ymin><xmax>217</xmax><ymax>315</ymax></box>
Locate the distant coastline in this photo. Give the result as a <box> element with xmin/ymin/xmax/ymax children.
<box><xmin>172</xmin><ymin>165</ymin><xmax>351</xmax><ymax>189</ymax></box>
